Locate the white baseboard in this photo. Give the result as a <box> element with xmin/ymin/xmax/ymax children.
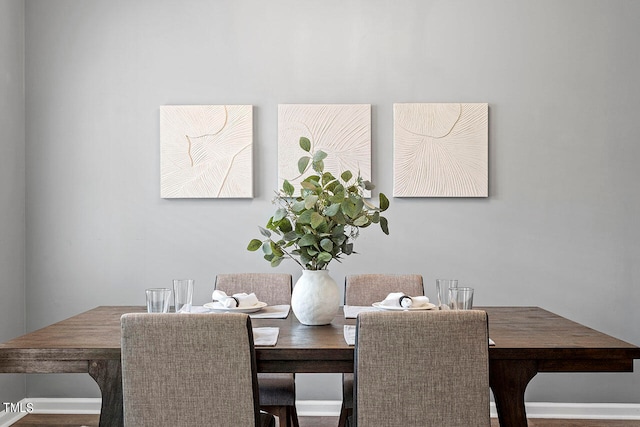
<box><xmin>2</xmin><ymin>398</ymin><xmax>640</xmax><ymax>426</ymax></box>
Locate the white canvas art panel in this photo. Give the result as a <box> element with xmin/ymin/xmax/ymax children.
<box><xmin>393</xmin><ymin>103</ymin><xmax>488</xmax><ymax>197</ymax></box>
<box><xmin>160</xmin><ymin>105</ymin><xmax>253</xmax><ymax>198</ymax></box>
<box><xmin>278</xmin><ymin>104</ymin><xmax>371</xmax><ymax>196</ymax></box>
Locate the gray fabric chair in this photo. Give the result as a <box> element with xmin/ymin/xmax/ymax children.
<box><xmin>121</xmin><ymin>313</ymin><xmax>275</xmax><ymax>427</ymax></box>
<box><xmin>215</xmin><ymin>273</ymin><xmax>299</xmax><ymax>427</ymax></box>
<box><xmin>339</xmin><ymin>274</ymin><xmax>424</xmax><ymax>427</ymax></box>
<box><xmin>353</xmin><ymin>310</ymin><xmax>490</xmax><ymax>427</ymax></box>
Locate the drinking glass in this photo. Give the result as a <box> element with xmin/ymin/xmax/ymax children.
<box><xmin>449</xmin><ymin>287</ymin><xmax>474</xmax><ymax>310</ymax></box>
<box><xmin>436</xmin><ymin>279</ymin><xmax>458</xmax><ymax>310</ymax></box>
<box><xmin>146</xmin><ymin>288</ymin><xmax>171</xmax><ymax>313</ymax></box>
<box><xmin>173</xmin><ymin>279</ymin><xmax>194</xmax><ymax>313</ymax></box>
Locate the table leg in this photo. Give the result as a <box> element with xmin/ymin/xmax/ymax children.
<box><xmin>88</xmin><ymin>359</ymin><xmax>123</xmax><ymax>427</ymax></box>
<box><xmin>489</xmin><ymin>359</ymin><xmax>538</xmax><ymax>427</ymax></box>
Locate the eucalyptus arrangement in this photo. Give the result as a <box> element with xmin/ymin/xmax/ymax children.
<box><xmin>247</xmin><ymin>137</ymin><xmax>390</xmax><ymax>271</ymax></box>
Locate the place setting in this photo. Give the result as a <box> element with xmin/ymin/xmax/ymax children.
<box><xmin>143</xmin><ymin>281</ymin><xmax>289</xmax><ymax>347</ymax></box>
<box><xmin>343</xmin><ymin>291</ymin><xmax>435</xmax><ymax>319</ymax></box>
<box><xmin>204</xmin><ymin>289</ymin><xmax>291</xmax><ymax>319</ymax></box>
<box><xmin>342</xmin><ymin>283</ymin><xmax>494</xmax><ymax>346</ymax></box>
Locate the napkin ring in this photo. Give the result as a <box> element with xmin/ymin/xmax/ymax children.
<box><xmin>231</xmin><ymin>297</ymin><xmax>240</xmax><ymax>307</ymax></box>
<box><xmin>398</xmin><ymin>295</ymin><xmax>413</xmax><ymax>307</ymax></box>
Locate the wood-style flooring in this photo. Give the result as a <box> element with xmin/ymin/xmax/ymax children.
<box><xmin>9</xmin><ymin>414</ymin><xmax>640</xmax><ymax>427</ymax></box>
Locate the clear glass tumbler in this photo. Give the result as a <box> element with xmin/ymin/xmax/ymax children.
<box><xmin>436</xmin><ymin>279</ymin><xmax>458</xmax><ymax>309</ymax></box>
<box><xmin>146</xmin><ymin>288</ymin><xmax>171</xmax><ymax>313</ymax></box>
<box><xmin>449</xmin><ymin>287</ymin><xmax>474</xmax><ymax>310</ymax></box>
<box><xmin>173</xmin><ymin>279</ymin><xmax>194</xmax><ymax>313</ymax></box>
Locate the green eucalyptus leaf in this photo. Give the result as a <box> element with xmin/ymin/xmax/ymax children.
<box><xmin>259</xmin><ymin>226</ymin><xmax>271</xmax><ymax>238</ymax></box>
<box><xmin>298</xmin><ymin>156</ymin><xmax>311</xmax><ymax>174</ymax></box>
<box><xmin>313</xmin><ymin>150</ymin><xmax>328</xmax><ymax>162</ymax></box>
<box><xmin>315</xmin><ymin>221</ymin><xmax>329</xmax><ymax>234</ymax></box>
<box><xmin>303</xmin><ymin>174</ymin><xmax>321</xmax><ymax>183</ymax></box>
<box><xmin>304</xmin><ymin>194</ymin><xmax>319</xmax><ymax>209</ymax></box>
<box><xmin>333</xmin><ymin>234</ymin><xmax>346</xmax><ymax>246</ymax></box>
<box><xmin>247</xmin><ymin>239</ymin><xmax>262</xmax><ymax>251</ymax></box>
<box><xmin>300</xmin><ymin>137</ymin><xmax>311</xmax><ymax>152</ymax></box>
<box><xmin>271</xmin><ymin>257</ymin><xmax>283</xmax><ymax>267</ymax></box>
<box><xmin>283</xmin><ymin>180</ymin><xmax>295</xmax><ymax>196</ymax></box>
<box><xmin>380</xmin><ymin>216</ymin><xmax>389</xmax><ymax>235</ymax></box>
<box><xmin>310</xmin><ymin>212</ymin><xmax>325</xmax><ymax>229</ymax></box>
<box><xmin>354</xmin><ymin>197</ymin><xmax>364</xmax><ymax>214</ymax></box>
<box><xmin>371</xmin><ymin>211</ymin><xmax>380</xmax><ymax>223</ymax></box>
<box><xmin>342</xmin><ymin>242</ymin><xmax>354</xmax><ymax>255</ymax></box>
<box><xmin>324</xmin><ymin>203</ymin><xmax>340</xmax><ymax>217</ymax></box>
<box><xmin>320</xmin><ymin>238</ymin><xmax>333</xmax><ymax>252</ymax></box>
<box><xmin>329</xmin><ymin>192</ymin><xmax>345</xmax><ymax>204</ymax></box>
<box><xmin>298</xmin><ymin>210</ymin><xmax>313</xmax><ymax>224</ymax></box>
<box><xmin>325</xmin><ymin>180</ymin><xmax>338</xmax><ymax>193</ymax></box>
<box><xmin>277</xmin><ymin>218</ymin><xmax>293</xmax><ymax>233</ymax></box>
<box><xmin>273</xmin><ymin>208</ymin><xmax>287</xmax><ymax>222</ymax></box>
<box><xmin>271</xmin><ymin>242</ymin><xmax>284</xmax><ymax>257</ymax></box>
<box><xmin>362</xmin><ymin>180</ymin><xmax>375</xmax><ymax>191</ymax></box>
<box><xmin>299</xmin><ymin>249</ymin><xmax>312</xmax><ymax>266</ymax></box>
<box><xmin>341</xmin><ymin>200</ymin><xmax>358</xmax><ymax>219</ymax></box>
<box><xmin>317</xmin><ymin>252</ymin><xmax>332</xmax><ymax>262</ymax></box>
<box><xmin>300</xmin><ymin>181</ymin><xmax>317</xmax><ymax>191</ymax></box>
<box><xmin>322</xmin><ymin>172</ymin><xmax>336</xmax><ymax>186</ymax></box>
<box><xmin>333</xmin><ymin>210</ymin><xmax>347</xmax><ymax>225</ymax></box>
<box><xmin>298</xmin><ymin>234</ymin><xmax>317</xmax><ymax>247</ymax></box>
<box><xmin>353</xmin><ymin>215</ymin><xmax>369</xmax><ymax>226</ymax></box>
<box><xmin>262</xmin><ymin>241</ymin><xmax>272</xmax><ymax>255</ymax></box>
<box><xmin>312</xmin><ymin>159</ymin><xmax>324</xmax><ymax>173</ymax></box>
<box><xmin>283</xmin><ymin>231</ymin><xmax>298</xmax><ymax>241</ymax></box>
<box><xmin>292</xmin><ymin>200</ymin><xmax>306</xmax><ymax>213</ymax></box>
<box><xmin>379</xmin><ymin>193</ymin><xmax>389</xmax><ymax>211</ymax></box>
<box><xmin>341</xmin><ymin>170</ymin><xmax>353</xmax><ymax>182</ymax></box>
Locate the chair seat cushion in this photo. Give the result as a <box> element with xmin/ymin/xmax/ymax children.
<box><xmin>258</xmin><ymin>373</ymin><xmax>296</xmax><ymax>406</ymax></box>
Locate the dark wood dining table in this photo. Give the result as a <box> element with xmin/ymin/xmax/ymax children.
<box><xmin>1</xmin><ymin>306</ymin><xmax>640</xmax><ymax>427</ymax></box>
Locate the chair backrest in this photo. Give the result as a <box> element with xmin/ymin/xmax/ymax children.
<box><xmin>121</xmin><ymin>313</ymin><xmax>262</xmax><ymax>427</ymax></box>
<box><xmin>354</xmin><ymin>310</ymin><xmax>490</xmax><ymax>427</ymax></box>
<box><xmin>215</xmin><ymin>273</ymin><xmax>293</xmax><ymax>305</ymax></box>
<box><xmin>344</xmin><ymin>274</ymin><xmax>424</xmax><ymax>305</ymax></box>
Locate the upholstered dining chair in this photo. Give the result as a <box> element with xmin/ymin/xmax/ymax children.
<box><xmin>121</xmin><ymin>313</ymin><xmax>275</xmax><ymax>427</ymax></box>
<box><xmin>215</xmin><ymin>273</ymin><xmax>299</xmax><ymax>427</ymax></box>
<box><xmin>338</xmin><ymin>273</ymin><xmax>424</xmax><ymax>427</ymax></box>
<box><xmin>353</xmin><ymin>310</ymin><xmax>491</xmax><ymax>427</ymax></box>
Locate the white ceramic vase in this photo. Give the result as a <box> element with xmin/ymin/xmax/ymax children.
<box><xmin>291</xmin><ymin>270</ymin><xmax>341</xmax><ymax>326</ymax></box>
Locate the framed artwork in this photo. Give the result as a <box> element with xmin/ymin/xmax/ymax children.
<box><xmin>160</xmin><ymin>105</ymin><xmax>253</xmax><ymax>198</ymax></box>
<box><xmin>393</xmin><ymin>103</ymin><xmax>488</xmax><ymax>197</ymax></box>
<box><xmin>278</xmin><ymin>104</ymin><xmax>371</xmax><ymax>196</ymax></box>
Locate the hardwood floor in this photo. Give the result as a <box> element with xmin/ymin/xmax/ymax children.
<box><xmin>9</xmin><ymin>414</ymin><xmax>640</xmax><ymax>427</ymax></box>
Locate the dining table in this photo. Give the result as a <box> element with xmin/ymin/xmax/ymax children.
<box><xmin>1</xmin><ymin>305</ymin><xmax>640</xmax><ymax>427</ymax></box>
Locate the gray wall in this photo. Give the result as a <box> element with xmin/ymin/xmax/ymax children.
<box><xmin>0</xmin><ymin>0</ymin><xmax>26</xmax><ymax>403</ymax></box>
<box><xmin>18</xmin><ymin>0</ymin><xmax>640</xmax><ymax>403</ymax></box>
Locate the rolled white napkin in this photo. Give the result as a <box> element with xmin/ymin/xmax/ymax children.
<box><xmin>212</xmin><ymin>290</ymin><xmax>260</xmax><ymax>308</ymax></box>
<box><xmin>380</xmin><ymin>292</ymin><xmax>430</xmax><ymax>308</ymax></box>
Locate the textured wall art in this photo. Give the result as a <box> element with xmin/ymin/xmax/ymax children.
<box><xmin>278</xmin><ymin>104</ymin><xmax>371</xmax><ymax>195</ymax></box>
<box><xmin>393</xmin><ymin>103</ymin><xmax>488</xmax><ymax>197</ymax></box>
<box><xmin>160</xmin><ymin>105</ymin><xmax>253</xmax><ymax>198</ymax></box>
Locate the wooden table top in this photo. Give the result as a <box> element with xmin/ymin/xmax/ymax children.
<box><xmin>1</xmin><ymin>306</ymin><xmax>639</xmax><ymax>374</ymax></box>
